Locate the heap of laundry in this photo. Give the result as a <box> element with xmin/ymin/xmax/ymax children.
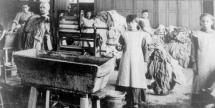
<box><xmin>146</xmin><ymin>46</ymin><xmax>186</xmax><ymax>95</ymax></box>
<box><xmin>87</xmin><ymin>11</ymin><xmax>191</xmax><ymax>95</ymax></box>
<box><xmin>146</xmin><ymin>26</ymin><xmax>189</xmax><ymax>95</ymax></box>
<box><xmin>164</xmin><ymin>27</ymin><xmax>192</xmax><ymax>68</ymax></box>
<box><xmin>95</xmin><ymin>10</ymin><xmax>126</xmax><ymax>58</ymax></box>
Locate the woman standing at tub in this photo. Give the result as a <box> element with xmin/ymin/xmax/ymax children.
<box><xmin>24</xmin><ymin>2</ymin><xmax>52</xmax><ymax>51</ymax></box>
<box><xmin>191</xmin><ymin>13</ymin><xmax>215</xmax><ymax>108</ymax></box>
<box><xmin>10</xmin><ymin>4</ymin><xmax>33</xmax><ymax>50</ymax></box>
<box><xmin>116</xmin><ymin>14</ymin><xmax>150</xmax><ymax>108</ymax></box>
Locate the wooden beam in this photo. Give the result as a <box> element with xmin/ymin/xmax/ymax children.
<box><xmin>45</xmin><ymin>90</ymin><xmax>50</xmax><ymax>108</ymax></box>
<box><xmin>28</xmin><ymin>87</ymin><xmax>38</xmax><ymax>108</ymax></box>
<box><xmin>80</xmin><ymin>94</ymin><xmax>90</xmax><ymax>108</ymax></box>
<box><xmin>0</xmin><ymin>88</ymin><xmax>4</xmax><ymax>108</ymax></box>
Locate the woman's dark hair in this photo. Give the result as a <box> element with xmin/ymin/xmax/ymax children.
<box><xmin>141</xmin><ymin>9</ymin><xmax>149</xmax><ymax>13</ymax></box>
<box><xmin>126</xmin><ymin>14</ymin><xmax>137</xmax><ymax>23</ymax></box>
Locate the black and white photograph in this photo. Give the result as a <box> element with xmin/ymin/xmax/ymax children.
<box><xmin>0</xmin><ymin>0</ymin><xmax>215</xmax><ymax>108</ymax></box>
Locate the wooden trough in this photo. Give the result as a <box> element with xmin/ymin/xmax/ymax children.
<box><xmin>13</xmin><ymin>49</ymin><xmax>116</xmax><ymax>94</ymax></box>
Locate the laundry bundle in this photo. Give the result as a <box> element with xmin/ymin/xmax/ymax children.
<box><xmin>151</xmin><ymin>35</ymin><xmax>165</xmax><ymax>46</ymax></box>
<box><xmin>96</xmin><ymin>11</ymin><xmax>114</xmax><ymax>27</ymax></box>
<box><xmin>165</xmin><ymin>42</ymin><xmax>191</xmax><ymax>68</ymax></box>
<box><xmin>164</xmin><ymin>27</ymin><xmax>192</xmax><ymax>68</ymax></box>
<box><xmin>146</xmin><ymin>46</ymin><xmax>185</xmax><ymax>95</ymax></box>
<box><xmin>105</xmin><ymin>10</ymin><xmax>126</xmax><ymax>48</ymax></box>
<box><xmin>95</xmin><ymin>10</ymin><xmax>126</xmax><ymax>58</ymax></box>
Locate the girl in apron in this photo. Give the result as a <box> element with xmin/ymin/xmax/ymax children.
<box><xmin>191</xmin><ymin>13</ymin><xmax>215</xmax><ymax>108</ymax></box>
<box><xmin>116</xmin><ymin>14</ymin><xmax>150</xmax><ymax>108</ymax></box>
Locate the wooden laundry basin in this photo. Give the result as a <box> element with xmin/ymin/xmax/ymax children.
<box><xmin>13</xmin><ymin>49</ymin><xmax>116</xmax><ymax>94</ymax></box>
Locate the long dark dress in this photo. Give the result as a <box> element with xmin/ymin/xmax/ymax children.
<box><xmin>24</xmin><ymin>15</ymin><xmax>52</xmax><ymax>50</ymax></box>
<box><xmin>13</xmin><ymin>12</ymin><xmax>33</xmax><ymax>50</ymax></box>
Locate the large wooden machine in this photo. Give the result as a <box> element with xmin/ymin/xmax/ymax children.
<box><xmin>54</xmin><ymin>0</ymin><xmax>108</xmax><ymax>57</ymax></box>
<box><xmin>13</xmin><ymin>1</ymin><xmax>116</xmax><ymax>108</ymax></box>
<box><xmin>57</xmin><ymin>17</ymin><xmax>108</xmax><ymax>56</ymax></box>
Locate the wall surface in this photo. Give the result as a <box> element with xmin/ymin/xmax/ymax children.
<box><xmin>54</xmin><ymin>0</ymin><xmax>68</xmax><ymax>10</ymax></box>
<box><xmin>158</xmin><ymin>0</ymin><xmax>202</xmax><ymax>29</ymax></box>
<box><xmin>95</xmin><ymin>0</ymin><xmax>203</xmax><ymax>29</ymax></box>
<box><xmin>95</xmin><ymin>0</ymin><xmax>157</xmax><ymax>27</ymax></box>
<box><xmin>203</xmin><ymin>0</ymin><xmax>214</xmax><ymax>15</ymax></box>
<box><xmin>0</xmin><ymin>0</ymin><xmax>213</xmax><ymax>30</ymax></box>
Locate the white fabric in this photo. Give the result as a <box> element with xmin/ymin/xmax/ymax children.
<box><xmin>107</xmin><ymin>10</ymin><xmax>126</xmax><ymax>45</ymax></box>
<box><xmin>210</xmin><ymin>82</ymin><xmax>215</xmax><ymax>97</ymax></box>
<box><xmin>59</xmin><ymin>20</ymin><xmax>78</xmax><ymax>25</ymax></box>
<box><xmin>59</xmin><ymin>24</ymin><xmax>78</xmax><ymax>29</ymax></box>
<box><xmin>81</xmin><ymin>17</ymin><xmax>95</xmax><ymax>33</ymax></box>
<box><xmin>192</xmin><ymin>30</ymin><xmax>215</xmax><ymax>94</ymax></box>
<box><xmin>116</xmin><ymin>31</ymin><xmax>149</xmax><ymax>88</ymax></box>
<box><xmin>107</xmin><ymin>10</ymin><xmax>127</xmax><ymax>28</ymax></box>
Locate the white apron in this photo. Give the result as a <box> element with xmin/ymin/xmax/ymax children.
<box><xmin>192</xmin><ymin>31</ymin><xmax>215</xmax><ymax>94</ymax></box>
<box><xmin>116</xmin><ymin>31</ymin><xmax>150</xmax><ymax>89</ymax></box>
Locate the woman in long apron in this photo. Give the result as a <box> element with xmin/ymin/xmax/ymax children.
<box><xmin>10</xmin><ymin>4</ymin><xmax>33</xmax><ymax>50</ymax></box>
<box><xmin>191</xmin><ymin>13</ymin><xmax>215</xmax><ymax>108</ymax></box>
<box><xmin>24</xmin><ymin>2</ymin><xmax>52</xmax><ymax>51</ymax></box>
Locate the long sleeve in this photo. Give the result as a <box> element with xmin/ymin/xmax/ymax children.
<box><xmin>11</xmin><ymin>13</ymin><xmax>22</xmax><ymax>31</ymax></box>
<box><xmin>13</xmin><ymin>12</ymin><xmax>22</xmax><ymax>25</ymax></box>
<box><xmin>190</xmin><ymin>33</ymin><xmax>199</xmax><ymax>74</ymax></box>
<box><xmin>142</xmin><ymin>36</ymin><xmax>149</xmax><ymax>62</ymax></box>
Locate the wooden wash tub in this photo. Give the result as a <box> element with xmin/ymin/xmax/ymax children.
<box><xmin>13</xmin><ymin>49</ymin><xmax>116</xmax><ymax>94</ymax></box>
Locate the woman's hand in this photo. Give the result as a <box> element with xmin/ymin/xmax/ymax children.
<box><xmin>116</xmin><ymin>44</ymin><xmax>123</xmax><ymax>51</ymax></box>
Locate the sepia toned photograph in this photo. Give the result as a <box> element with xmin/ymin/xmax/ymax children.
<box><xmin>0</xmin><ymin>0</ymin><xmax>215</xmax><ymax>108</ymax></box>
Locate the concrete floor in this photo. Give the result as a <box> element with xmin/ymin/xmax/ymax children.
<box><xmin>105</xmin><ymin>68</ymin><xmax>194</xmax><ymax>108</ymax></box>
<box><xmin>0</xmin><ymin>68</ymin><xmax>194</xmax><ymax>108</ymax></box>
<box><xmin>146</xmin><ymin>69</ymin><xmax>193</xmax><ymax>108</ymax></box>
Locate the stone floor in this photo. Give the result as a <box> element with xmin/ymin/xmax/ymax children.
<box><xmin>0</xmin><ymin>68</ymin><xmax>194</xmax><ymax>108</ymax></box>
<box><xmin>105</xmin><ymin>68</ymin><xmax>194</xmax><ymax>108</ymax></box>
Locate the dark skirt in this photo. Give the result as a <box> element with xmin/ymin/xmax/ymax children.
<box><xmin>13</xmin><ymin>27</ymin><xmax>25</xmax><ymax>51</ymax></box>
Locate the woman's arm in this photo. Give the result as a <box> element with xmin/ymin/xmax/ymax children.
<box><xmin>190</xmin><ymin>32</ymin><xmax>198</xmax><ymax>74</ymax></box>
<box><xmin>0</xmin><ymin>30</ymin><xmax>6</xmax><ymax>41</ymax></box>
<box><xmin>11</xmin><ymin>13</ymin><xmax>22</xmax><ymax>32</ymax></box>
<box><xmin>142</xmin><ymin>35</ymin><xmax>149</xmax><ymax>62</ymax></box>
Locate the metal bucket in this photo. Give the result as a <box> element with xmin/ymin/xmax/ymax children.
<box><xmin>102</xmin><ymin>90</ymin><xmax>126</xmax><ymax>108</ymax></box>
<box><xmin>4</xmin><ymin>33</ymin><xmax>16</xmax><ymax>49</ymax></box>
